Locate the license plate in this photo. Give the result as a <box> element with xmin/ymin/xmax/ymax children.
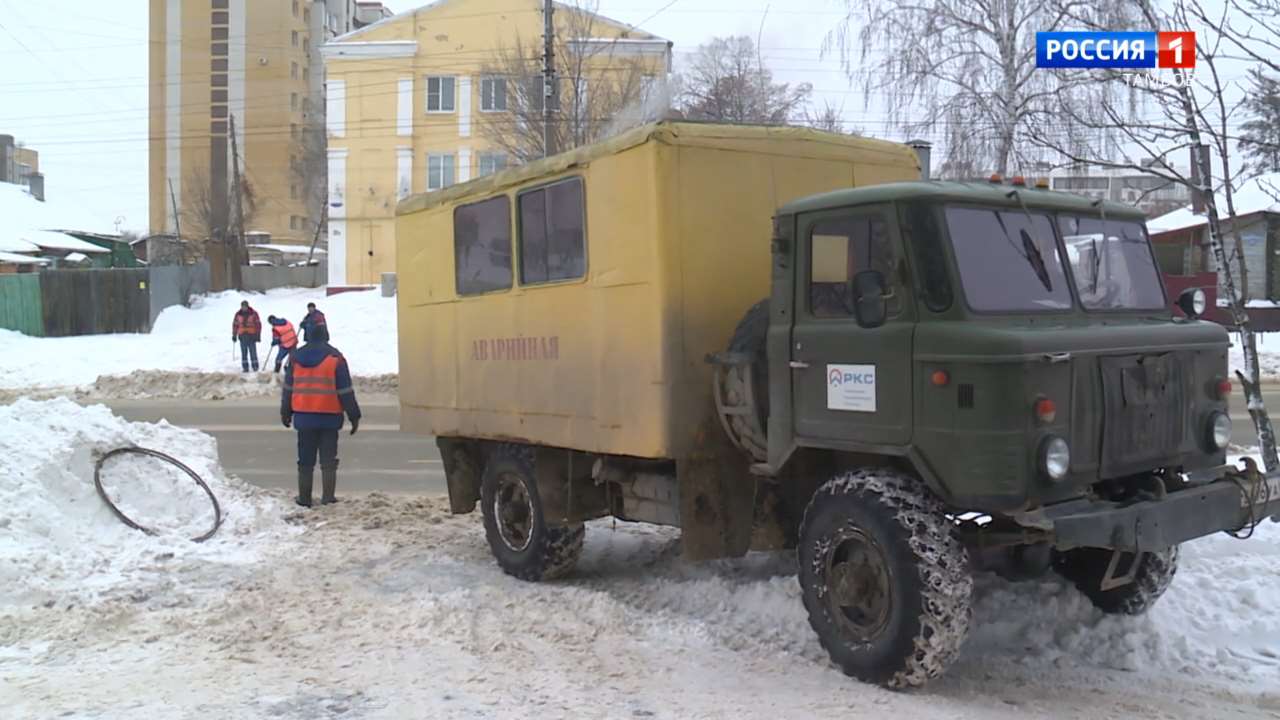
<box><xmin>1240</xmin><ymin>474</ymin><xmax>1280</xmax><ymax>508</ymax></box>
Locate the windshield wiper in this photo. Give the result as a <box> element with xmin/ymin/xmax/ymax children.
<box><xmin>1090</xmin><ymin>238</ymin><xmax>1101</xmax><ymax>293</ymax></box>
<box><xmin>994</xmin><ymin>204</ymin><xmax>1053</xmax><ymax>292</ymax></box>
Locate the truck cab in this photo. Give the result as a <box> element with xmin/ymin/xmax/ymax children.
<box><xmin>762</xmin><ymin>180</ymin><xmax>1231</xmax><ymax>512</ymax></box>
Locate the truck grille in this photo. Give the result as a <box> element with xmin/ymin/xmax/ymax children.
<box><xmin>1098</xmin><ymin>353</ymin><xmax>1188</xmax><ymax>478</ymax></box>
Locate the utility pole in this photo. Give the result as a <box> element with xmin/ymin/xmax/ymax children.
<box><xmin>167</xmin><ymin>178</ymin><xmax>182</xmax><ymax>248</ymax></box>
<box><xmin>306</xmin><ymin>203</ymin><xmax>327</xmax><ymax>288</ymax></box>
<box><xmin>542</xmin><ymin>0</ymin><xmax>557</xmax><ymax>158</ymax></box>
<box><xmin>229</xmin><ymin>114</ymin><xmax>246</xmax><ymax>290</ymax></box>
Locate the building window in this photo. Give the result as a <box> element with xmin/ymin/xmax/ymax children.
<box><xmin>211</xmin><ymin>105</ymin><xmax>228</xmax><ymax>119</ymax></box>
<box><xmin>212</xmin><ymin>11</ymin><xmax>229</xmax><ymax>24</ymax></box>
<box><xmin>291</xmin><ymin>123</ymin><xmax>298</xmax><ymax>139</ymax></box>
<box><xmin>518</xmin><ymin>177</ymin><xmax>586</xmax><ymax>285</ymax></box>
<box><xmin>211</xmin><ymin>121</ymin><xmax>228</xmax><ymax>135</ymax></box>
<box><xmin>212</xmin><ymin>58</ymin><xmax>228</xmax><ymax>71</ymax></box>
<box><xmin>480</xmin><ymin>78</ymin><xmax>507</xmax><ymax>112</ymax></box>
<box><xmin>292</xmin><ymin>0</ymin><xmax>299</xmax><ymax>16</ymax></box>
<box><xmin>428</xmin><ymin>154</ymin><xmax>456</xmax><ymax>190</ymax></box>
<box><xmin>426</xmin><ymin>76</ymin><xmax>455</xmax><ymax>113</ymax></box>
<box><xmin>290</xmin><ymin>185</ymin><xmax>299</xmax><ymax>200</ymax></box>
<box><xmin>477</xmin><ymin>152</ymin><xmax>507</xmax><ymax>177</ymax></box>
<box><xmin>304</xmin><ymin>8</ymin><xmax>310</xmax><ymax>22</ymax></box>
<box><xmin>291</xmin><ymin>93</ymin><xmax>298</xmax><ymax>111</ymax></box>
<box><xmin>303</xmin><ymin>67</ymin><xmax>310</xmax><ymax>83</ymax></box>
<box><xmin>290</xmin><ymin>216</ymin><xmax>299</xmax><ymax>230</ymax></box>
<box><xmin>211</xmin><ymin>89</ymin><xmax>228</xmax><ymax>102</ymax></box>
<box><xmin>211</xmin><ymin>42</ymin><xmax>228</xmax><ymax>56</ymax></box>
<box><xmin>454</xmin><ymin>196</ymin><xmax>512</xmax><ymax>296</ymax></box>
<box><xmin>212</xmin><ymin>74</ymin><xmax>228</xmax><ymax>87</ymax></box>
<box><xmin>212</xmin><ymin>27</ymin><xmax>228</xmax><ymax>41</ymax></box>
<box><xmin>304</xmin><ymin>38</ymin><xmax>310</xmax><ymax>54</ymax></box>
<box><xmin>292</xmin><ymin>30</ymin><xmax>299</xmax><ymax>47</ymax></box>
<box><xmin>212</xmin><ymin>0</ymin><xmax>228</xmax><ymax>8</ymax></box>
<box><xmin>291</xmin><ymin>62</ymin><xmax>299</xmax><ymax>79</ymax></box>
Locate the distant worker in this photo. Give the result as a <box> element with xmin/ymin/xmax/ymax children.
<box><xmin>267</xmin><ymin>315</ymin><xmax>299</xmax><ymax>374</ymax></box>
<box><xmin>300</xmin><ymin>302</ymin><xmax>327</xmax><ymax>342</ymax></box>
<box><xmin>232</xmin><ymin>300</ymin><xmax>262</xmax><ymax>373</ymax></box>
<box><xmin>281</xmin><ymin>325</ymin><xmax>361</xmax><ymax>507</ymax></box>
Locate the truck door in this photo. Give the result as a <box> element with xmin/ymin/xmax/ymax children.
<box><xmin>791</xmin><ymin>205</ymin><xmax>914</xmax><ymax>447</ymax></box>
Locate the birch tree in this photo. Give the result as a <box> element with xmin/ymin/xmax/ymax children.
<box><xmin>1028</xmin><ymin>0</ymin><xmax>1279</xmax><ymax>468</ymax></box>
<box><xmin>824</xmin><ymin>0</ymin><xmax>1137</xmax><ymax>176</ymax></box>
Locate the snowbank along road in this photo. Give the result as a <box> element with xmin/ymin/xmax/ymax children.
<box><xmin>3</xmin><ymin>399</ymin><xmax>1280</xmax><ymax>718</ymax></box>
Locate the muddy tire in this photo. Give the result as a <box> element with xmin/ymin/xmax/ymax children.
<box><xmin>798</xmin><ymin>470</ymin><xmax>972</xmax><ymax>689</ymax></box>
<box><xmin>480</xmin><ymin>444</ymin><xmax>584</xmax><ymax>581</ymax></box>
<box><xmin>1052</xmin><ymin>546</ymin><xmax>1178</xmax><ymax>615</ymax></box>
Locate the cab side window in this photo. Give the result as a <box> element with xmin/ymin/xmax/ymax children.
<box><xmin>808</xmin><ymin>213</ymin><xmax>895</xmax><ymax>318</ymax></box>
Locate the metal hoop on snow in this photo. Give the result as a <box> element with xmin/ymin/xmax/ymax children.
<box><xmin>93</xmin><ymin>446</ymin><xmax>224</xmax><ymax>543</ymax></box>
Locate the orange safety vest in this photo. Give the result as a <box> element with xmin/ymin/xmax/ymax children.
<box><xmin>290</xmin><ymin>355</ymin><xmax>343</xmax><ymax>414</ymax></box>
<box><xmin>273</xmin><ymin>321</ymin><xmax>298</xmax><ymax>349</ymax></box>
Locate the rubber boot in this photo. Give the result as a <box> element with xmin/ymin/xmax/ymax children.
<box><xmin>320</xmin><ymin>462</ymin><xmax>339</xmax><ymax>505</ymax></box>
<box><xmin>296</xmin><ymin>465</ymin><xmax>314</xmax><ymax>507</ymax></box>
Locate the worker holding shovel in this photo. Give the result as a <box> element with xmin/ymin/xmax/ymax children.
<box><xmin>267</xmin><ymin>315</ymin><xmax>299</xmax><ymax>373</ymax></box>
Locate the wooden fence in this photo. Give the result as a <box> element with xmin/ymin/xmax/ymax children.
<box><xmin>39</xmin><ymin>268</ymin><xmax>151</xmax><ymax>336</ymax></box>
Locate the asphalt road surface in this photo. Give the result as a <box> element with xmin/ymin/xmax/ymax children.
<box><xmin>97</xmin><ymin>388</ymin><xmax>1278</xmax><ymax>495</ymax></box>
<box><xmin>98</xmin><ymin>396</ymin><xmax>445</xmax><ymax>495</ymax></box>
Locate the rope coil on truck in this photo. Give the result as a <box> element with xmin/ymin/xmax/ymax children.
<box><xmin>93</xmin><ymin>446</ymin><xmax>224</xmax><ymax>543</ymax></box>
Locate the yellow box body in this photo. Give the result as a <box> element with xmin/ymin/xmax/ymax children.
<box><xmin>396</xmin><ymin>122</ymin><xmax>920</xmax><ymax>460</ymax></box>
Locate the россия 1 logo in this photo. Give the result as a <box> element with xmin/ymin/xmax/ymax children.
<box><xmin>1036</xmin><ymin>31</ymin><xmax>1195</xmax><ymax>69</ymax></box>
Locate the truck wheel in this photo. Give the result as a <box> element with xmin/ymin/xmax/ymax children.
<box><xmin>798</xmin><ymin>470</ymin><xmax>972</xmax><ymax>689</ymax></box>
<box><xmin>480</xmin><ymin>445</ymin><xmax>584</xmax><ymax>582</ymax></box>
<box><xmin>1052</xmin><ymin>546</ymin><xmax>1178</xmax><ymax>615</ymax></box>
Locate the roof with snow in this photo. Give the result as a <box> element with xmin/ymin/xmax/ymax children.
<box><xmin>0</xmin><ymin>251</ymin><xmax>49</xmax><ymax>265</ymax></box>
<box><xmin>1148</xmin><ymin>172</ymin><xmax>1280</xmax><ymax>233</ymax></box>
<box><xmin>14</xmin><ymin>230</ymin><xmax>110</xmax><ymax>254</ymax></box>
<box><xmin>0</xmin><ymin>181</ymin><xmax>121</xmax><ymax>253</ymax></box>
<box><xmin>248</xmin><ymin>243</ymin><xmax>328</xmax><ymax>256</ymax></box>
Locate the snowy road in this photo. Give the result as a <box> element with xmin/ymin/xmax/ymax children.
<box><xmin>6</xmin><ymin>402</ymin><xmax>1280</xmax><ymax>719</ymax></box>
<box><xmin>7</xmin><ymin>494</ymin><xmax>1280</xmax><ymax>719</ymax></box>
<box><xmin>95</xmin><ymin>397</ymin><xmax>444</xmax><ymax>494</ymax></box>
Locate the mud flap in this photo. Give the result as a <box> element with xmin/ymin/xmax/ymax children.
<box><xmin>437</xmin><ymin>438</ymin><xmax>481</xmax><ymax>514</ymax></box>
<box><xmin>677</xmin><ymin>424</ymin><xmax>756</xmax><ymax>560</ymax></box>
<box><xmin>534</xmin><ymin>446</ymin><xmax>609</xmax><ymax>525</ymax></box>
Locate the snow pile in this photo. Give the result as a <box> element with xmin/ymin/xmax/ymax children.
<box><xmin>0</xmin><ymin>397</ymin><xmax>293</xmax><ymax>608</ymax></box>
<box><xmin>0</xmin><ymin>287</ymin><xmax>398</xmax><ymax>392</ymax></box>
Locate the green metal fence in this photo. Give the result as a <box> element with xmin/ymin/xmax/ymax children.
<box><xmin>0</xmin><ymin>273</ymin><xmax>45</xmax><ymax>336</ymax></box>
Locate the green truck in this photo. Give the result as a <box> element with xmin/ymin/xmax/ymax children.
<box><xmin>437</xmin><ymin>176</ymin><xmax>1280</xmax><ymax>689</ymax></box>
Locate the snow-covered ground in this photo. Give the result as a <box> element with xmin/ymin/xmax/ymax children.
<box><xmin>0</xmin><ymin>288</ymin><xmax>398</xmax><ymax>395</ymax></box>
<box><xmin>1229</xmin><ymin>333</ymin><xmax>1280</xmax><ymax>381</ymax></box>
<box><xmin>4</xmin><ymin>400</ymin><xmax>1280</xmax><ymax>718</ymax></box>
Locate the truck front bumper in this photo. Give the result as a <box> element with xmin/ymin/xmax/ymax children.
<box><xmin>1037</xmin><ymin>464</ymin><xmax>1280</xmax><ymax>552</ymax></box>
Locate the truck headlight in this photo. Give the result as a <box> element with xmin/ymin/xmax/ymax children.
<box><xmin>1040</xmin><ymin>436</ymin><xmax>1071</xmax><ymax>481</ymax></box>
<box><xmin>1208</xmin><ymin>412</ymin><xmax>1231</xmax><ymax>451</ymax></box>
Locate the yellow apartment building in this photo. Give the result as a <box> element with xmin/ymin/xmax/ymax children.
<box><xmin>321</xmin><ymin>0</ymin><xmax>672</xmax><ymax>285</ymax></box>
<box><xmin>148</xmin><ymin>0</ymin><xmax>391</xmax><ymax>244</ymax></box>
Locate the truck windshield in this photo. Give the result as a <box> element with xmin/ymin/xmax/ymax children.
<box><xmin>1058</xmin><ymin>215</ymin><xmax>1166</xmax><ymax>311</ymax></box>
<box><xmin>946</xmin><ymin>206</ymin><xmax>1073</xmax><ymax>312</ymax></box>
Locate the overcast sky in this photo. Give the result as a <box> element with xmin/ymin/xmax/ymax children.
<box><xmin>0</xmin><ymin>0</ymin><xmax>861</xmax><ymax>233</ymax></box>
<box><xmin>0</xmin><ymin>0</ymin><xmax>1256</xmax><ymax>234</ymax></box>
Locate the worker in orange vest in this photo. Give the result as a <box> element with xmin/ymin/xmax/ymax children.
<box><xmin>280</xmin><ymin>325</ymin><xmax>361</xmax><ymax>507</ymax></box>
<box><xmin>232</xmin><ymin>300</ymin><xmax>262</xmax><ymax>372</ymax></box>
<box><xmin>267</xmin><ymin>315</ymin><xmax>299</xmax><ymax>374</ymax></box>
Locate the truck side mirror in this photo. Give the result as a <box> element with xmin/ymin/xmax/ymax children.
<box><xmin>851</xmin><ymin>270</ymin><xmax>888</xmax><ymax>328</ymax></box>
